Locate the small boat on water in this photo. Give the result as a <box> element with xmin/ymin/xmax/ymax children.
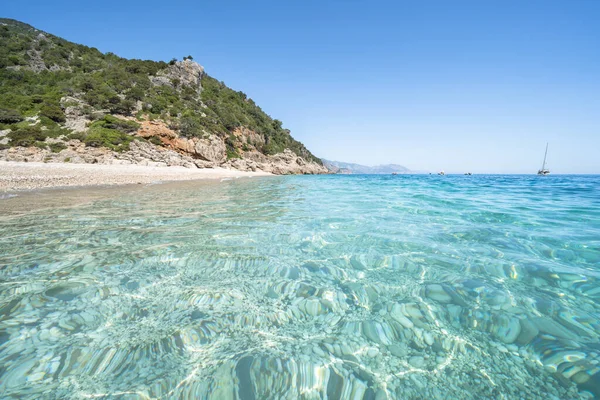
<box><xmin>391</xmin><ymin>172</ymin><xmax>398</xmax><ymax>175</ymax></box>
<box><xmin>438</xmin><ymin>171</ymin><xmax>445</xmax><ymax>176</ymax></box>
<box><xmin>537</xmin><ymin>143</ymin><xmax>550</xmax><ymax>175</ymax></box>
<box><xmin>464</xmin><ymin>172</ymin><xmax>472</xmax><ymax>175</ymax></box>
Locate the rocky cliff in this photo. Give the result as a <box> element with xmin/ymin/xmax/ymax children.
<box><xmin>0</xmin><ymin>19</ymin><xmax>327</xmax><ymax>175</ymax></box>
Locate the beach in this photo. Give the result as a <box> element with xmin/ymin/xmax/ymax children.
<box><xmin>0</xmin><ymin>161</ymin><xmax>272</xmax><ymax>192</ymax></box>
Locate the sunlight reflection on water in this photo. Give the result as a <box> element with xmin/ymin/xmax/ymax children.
<box><xmin>1</xmin><ymin>175</ymin><xmax>599</xmax><ymax>399</ymax></box>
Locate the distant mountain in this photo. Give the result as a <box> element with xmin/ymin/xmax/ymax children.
<box><xmin>322</xmin><ymin>159</ymin><xmax>412</xmax><ymax>174</ymax></box>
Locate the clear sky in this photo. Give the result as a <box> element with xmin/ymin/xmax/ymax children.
<box><xmin>4</xmin><ymin>0</ymin><xmax>599</xmax><ymax>173</ymax></box>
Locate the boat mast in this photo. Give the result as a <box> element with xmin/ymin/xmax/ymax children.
<box><xmin>541</xmin><ymin>143</ymin><xmax>548</xmax><ymax>171</ymax></box>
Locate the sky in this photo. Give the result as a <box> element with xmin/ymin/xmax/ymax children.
<box><xmin>4</xmin><ymin>0</ymin><xmax>600</xmax><ymax>173</ymax></box>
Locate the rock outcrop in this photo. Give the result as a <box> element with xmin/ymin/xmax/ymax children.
<box><xmin>128</xmin><ymin>119</ymin><xmax>327</xmax><ymax>173</ymax></box>
<box><xmin>161</xmin><ymin>134</ymin><xmax>227</xmax><ymax>164</ymax></box>
<box><xmin>0</xmin><ymin>139</ymin><xmax>197</xmax><ymax>168</ymax></box>
<box><xmin>60</xmin><ymin>96</ymin><xmax>90</xmax><ymax>132</ymax></box>
<box><xmin>0</xmin><ymin>119</ymin><xmax>328</xmax><ymax>174</ymax></box>
<box><xmin>151</xmin><ymin>60</ymin><xmax>204</xmax><ymax>90</ymax></box>
<box><xmin>225</xmin><ymin>149</ymin><xmax>327</xmax><ymax>174</ymax></box>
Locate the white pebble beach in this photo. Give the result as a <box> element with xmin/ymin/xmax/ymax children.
<box><xmin>0</xmin><ymin>161</ymin><xmax>272</xmax><ymax>192</ymax></box>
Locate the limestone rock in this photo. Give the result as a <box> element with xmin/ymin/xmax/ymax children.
<box><xmin>193</xmin><ymin>134</ymin><xmax>227</xmax><ymax>163</ymax></box>
<box><xmin>136</xmin><ymin>120</ymin><xmax>177</xmax><ymax>139</ymax></box>
<box><xmin>60</xmin><ymin>96</ymin><xmax>90</xmax><ymax>132</ymax></box>
<box><xmin>232</xmin><ymin>126</ymin><xmax>265</xmax><ymax>150</ymax></box>
<box><xmin>119</xmin><ymin>140</ymin><xmax>197</xmax><ymax>168</ymax></box>
<box><xmin>151</xmin><ymin>60</ymin><xmax>205</xmax><ymax>90</ymax></box>
<box><xmin>239</xmin><ymin>149</ymin><xmax>328</xmax><ymax>175</ymax></box>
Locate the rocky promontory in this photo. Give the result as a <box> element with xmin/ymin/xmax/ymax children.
<box><xmin>0</xmin><ymin>19</ymin><xmax>327</xmax><ymax>175</ymax></box>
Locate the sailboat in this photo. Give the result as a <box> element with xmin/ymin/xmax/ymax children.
<box><xmin>537</xmin><ymin>143</ymin><xmax>550</xmax><ymax>175</ymax></box>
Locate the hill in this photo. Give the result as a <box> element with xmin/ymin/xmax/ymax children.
<box><xmin>322</xmin><ymin>159</ymin><xmax>411</xmax><ymax>174</ymax></box>
<box><xmin>0</xmin><ymin>19</ymin><xmax>326</xmax><ymax>174</ymax></box>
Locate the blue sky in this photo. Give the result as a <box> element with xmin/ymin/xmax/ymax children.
<box><xmin>4</xmin><ymin>0</ymin><xmax>599</xmax><ymax>173</ymax></box>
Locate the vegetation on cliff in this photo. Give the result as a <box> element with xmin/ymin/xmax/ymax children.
<box><xmin>0</xmin><ymin>18</ymin><xmax>321</xmax><ymax>164</ymax></box>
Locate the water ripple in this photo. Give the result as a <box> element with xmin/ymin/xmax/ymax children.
<box><xmin>0</xmin><ymin>175</ymin><xmax>599</xmax><ymax>399</ymax></box>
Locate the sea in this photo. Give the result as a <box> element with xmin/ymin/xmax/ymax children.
<box><xmin>1</xmin><ymin>174</ymin><xmax>599</xmax><ymax>399</ymax></box>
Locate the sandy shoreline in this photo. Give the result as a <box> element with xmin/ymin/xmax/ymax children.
<box><xmin>0</xmin><ymin>161</ymin><xmax>272</xmax><ymax>192</ymax></box>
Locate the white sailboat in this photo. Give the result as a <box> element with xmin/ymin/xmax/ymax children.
<box><xmin>537</xmin><ymin>143</ymin><xmax>550</xmax><ymax>175</ymax></box>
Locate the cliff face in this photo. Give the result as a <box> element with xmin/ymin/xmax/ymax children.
<box><xmin>0</xmin><ymin>19</ymin><xmax>327</xmax><ymax>174</ymax></box>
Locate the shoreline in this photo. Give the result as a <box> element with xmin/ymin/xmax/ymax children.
<box><xmin>0</xmin><ymin>161</ymin><xmax>272</xmax><ymax>192</ymax></box>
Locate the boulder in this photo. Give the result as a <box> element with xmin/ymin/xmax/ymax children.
<box><xmin>193</xmin><ymin>134</ymin><xmax>227</xmax><ymax>163</ymax></box>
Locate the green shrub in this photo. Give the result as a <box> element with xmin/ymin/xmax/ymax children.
<box><xmin>225</xmin><ymin>134</ymin><xmax>240</xmax><ymax>159</ymax></box>
<box><xmin>84</xmin><ymin>126</ymin><xmax>132</xmax><ymax>152</ymax></box>
<box><xmin>148</xmin><ymin>136</ymin><xmax>162</xmax><ymax>145</ymax></box>
<box><xmin>44</xmin><ymin>126</ymin><xmax>70</xmax><ymax>139</ymax></box>
<box><xmin>227</xmin><ymin>148</ymin><xmax>241</xmax><ymax>159</ymax></box>
<box><xmin>0</xmin><ymin>108</ymin><xmax>23</xmax><ymax>123</ymax></box>
<box><xmin>179</xmin><ymin>115</ymin><xmax>202</xmax><ymax>137</ymax></box>
<box><xmin>109</xmin><ymin>99</ymin><xmax>136</xmax><ymax>116</ymax></box>
<box><xmin>67</xmin><ymin>132</ymin><xmax>85</xmax><ymax>141</ymax></box>
<box><xmin>40</xmin><ymin>103</ymin><xmax>66</xmax><ymax>123</ymax></box>
<box><xmin>89</xmin><ymin>115</ymin><xmax>140</xmax><ymax>133</ymax></box>
<box><xmin>7</xmin><ymin>126</ymin><xmax>48</xmax><ymax>146</ymax></box>
<box><xmin>49</xmin><ymin>142</ymin><xmax>67</xmax><ymax>153</ymax></box>
<box><xmin>127</xmin><ymin>86</ymin><xmax>145</xmax><ymax>101</ymax></box>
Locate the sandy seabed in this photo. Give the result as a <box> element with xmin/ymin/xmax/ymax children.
<box><xmin>0</xmin><ymin>161</ymin><xmax>272</xmax><ymax>192</ymax></box>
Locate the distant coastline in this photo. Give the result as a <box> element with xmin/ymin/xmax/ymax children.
<box><xmin>321</xmin><ymin>159</ymin><xmax>413</xmax><ymax>174</ymax></box>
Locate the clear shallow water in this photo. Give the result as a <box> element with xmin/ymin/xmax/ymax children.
<box><xmin>1</xmin><ymin>175</ymin><xmax>600</xmax><ymax>399</ymax></box>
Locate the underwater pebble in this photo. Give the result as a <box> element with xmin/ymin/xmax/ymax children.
<box><xmin>426</xmin><ymin>285</ymin><xmax>452</xmax><ymax>303</ymax></box>
<box><xmin>375</xmin><ymin>389</ymin><xmax>388</xmax><ymax>400</ymax></box>
<box><xmin>341</xmin><ymin>343</ymin><xmax>353</xmax><ymax>356</ymax></box>
<box><xmin>495</xmin><ymin>315</ymin><xmax>521</xmax><ymax>344</ymax></box>
<box><xmin>313</xmin><ymin>345</ymin><xmax>325</xmax><ymax>357</ymax></box>
<box><xmin>58</xmin><ymin>319</ymin><xmax>75</xmax><ymax>331</ymax></box>
<box><xmin>367</xmin><ymin>347</ymin><xmax>379</xmax><ymax>358</ymax></box>
<box><xmin>410</xmin><ymin>374</ymin><xmax>425</xmax><ymax>389</ymax></box>
<box><xmin>390</xmin><ymin>304</ymin><xmax>414</xmax><ymax>328</ymax></box>
<box><xmin>409</xmin><ymin>356</ymin><xmax>425</xmax><ymax>368</ymax></box>
<box><xmin>572</xmin><ymin>371</ymin><xmax>591</xmax><ymax>384</ymax></box>
<box><xmin>26</xmin><ymin>371</ymin><xmax>45</xmax><ymax>382</ymax></box>
<box><xmin>424</xmin><ymin>331</ymin><xmax>434</xmax><ymax>346</ymax></box>
<box><xmin>532</xmin><ymin>317</ymin><xmax>577</xmax><ymax>340</ymax></box>
<box><xmin>388</xmin><ymin>344</ymin><xmax>407</xmax><ymax>358</ymax></box>
<box><xmin>442</xmin><ymin>338</ymin><xmax>452</xmax><ymax>351</ymax></box>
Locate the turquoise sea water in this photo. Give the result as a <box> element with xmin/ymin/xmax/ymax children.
<box><xmin>1</xmin><ymin>174</ymin><xmax>600</xmax><ymax>399</ymax></box>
